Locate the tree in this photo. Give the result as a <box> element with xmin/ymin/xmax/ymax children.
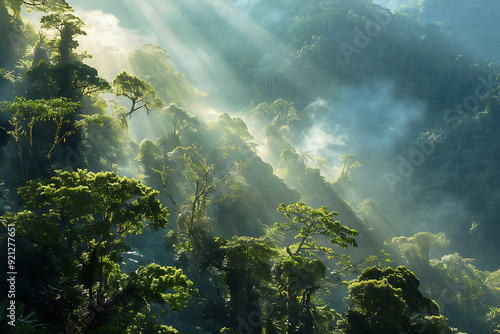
<box><xmin>112</xmin><ymin>71</ymin><xmax>163</xmax><ymax>119</ymax></box>
<box><xmin>101</xmin><ymin>263</ymin><xmax>196</xmax><ymax>333</ymax></box>
<box><xmin>165</xmin><ymin>104</ymin><xmax>199</xmax><ymax>148</ymax></box>
<box><xmin>213</xmin><ymin>112</ymin><xmax>254</xmax><ymax>143</ymax></box>
<box><xmin>3</xmin><ymin>169</ymin><xmax>188</xmax><ymax>332</ymax></box>
<box><xmin>425</xmin><ymin>253</ymin><xmax>497</xmax><ymax>333</ymax></box>
<box><xmin>384</xmin><ymin>232</ymin><xmax>450</xmax><ymax>270</ymax></box>
<box><xmin>334</xmin><ymin>154</ymin><xmax>362</xmax><ymax>201</ymax></box>
<box><xmin>299</xmin><ymin>149</ymin><xmax>330</xmax><ymax>168</ymax></box>
<box><xmin>174</xmin><ymin>145</ymin><xmax>241</xmax><ymax>255</ymax></box>
<box><xmin>2</xmin><ymin>97</ymin><xmax>80</xmax><ymax>178</ymax></box>
<box><xmin>336</xmin><ymin>266</ymin><xmax>456</xmax><ymax>334</ymax></box>
<box><xmin>26</xmin><ymin>61</ymin><xmax>110</xmax><ymax>100</ymax></box>
<box><xmin>271</xmin><ymin>202</ymin><xmax>359</xmax><ymax>333</ymax></box>
<box><xmin>251</xmin><ymin>98</ymin><xmax>299</xmax><ymax>130</ymax></box>
<box><xmin>219</xmin><ymin>236</ymin><xmax>277</xmax><ymax>332</ymax></box>
<box><xmin>270</xmin><ymin>254</ymin><xmax>332</xmax><ymax>334</ymax></box>
<box><xmin>30</xmin><ymin>32</ymin><xmax>51</xmax><ymax>68</ymax></box>
<box><xmin>275</xmin><ymin>202</ymin><xmax>358</xmax><ymax>257</ymax></box>
<box><xmin>24</xmin><ymin>12</ymin><xmax>109</xmax><ymax>100</ymax></box>
<box><xmin>6</xmin><ymin>169</ymin><xmax>168</xmax><ymax>296</ymax></box>
<box><xmin>41</xmin><ymin>12</ymin><xmax>86</xmax><ymax>64</ymax></box>
<box><xmin>339</xmin><ymin>154</ymin><xmax>362</xmax><ymax>176</ymax></box>
<box><xmin>7</xmin><ymin>0</ymin><xmax>71</xmax><ymax>15</ymax></box>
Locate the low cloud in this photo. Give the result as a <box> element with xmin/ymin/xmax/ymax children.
<box><xmin>303</xmin><ymin>81</ymin><xmax>425</xmax><ymax>163</ymax></box>
<box><xmin>74</xmin><ymin>9</ymin><xmax>157</xmax><ymax>80</ymax></box>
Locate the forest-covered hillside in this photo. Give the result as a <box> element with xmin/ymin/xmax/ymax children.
<box><xmin>1</xmin><ymin>0</ymin><xmax>500</xmax><ymax>333</ymax></box>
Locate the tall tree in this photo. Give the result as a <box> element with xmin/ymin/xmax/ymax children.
<box><xmin>112</xmin><ymin>71</ymin><xmax>163</xmax><ymax>119</ymax></box>
<box><xmin>220</xmin><ymin>236</ymin><xmax>277</xmax><ymax>332</ymax></box>
<box><xmin>275</xmin><ymin>202</ymin><xmax>358</xmax><ymax>257</ymax></box>
<box><xmin>3</xmin><ymin>170</ymin><xmax>187</xmax><ymax>332</ymax></box>
<box><xmin>2</xmin><ymin>97</ymin><xmax>80</xmax><ymax>179</ymax></box>
<box><xmin>271</xmin><ymin>202</ymin><xmax>359</xmax><ymax>333</ymax></box>
<box><xmin>174</xmin><ymin>145</ymin><xmax>240</xmax><ymax>256</ymax></box>
<box><xmin>41</xmin><ymin>12</ymin><xmax>86</xmax><ymax>64</ymax></box>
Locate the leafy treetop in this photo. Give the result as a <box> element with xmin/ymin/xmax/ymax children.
<box><xmin>2</xmin><ymin>97</ymin><xmax>80</xmax><ymax>176</ymax></box>
<box><xmin>14</xmin><ymin>169</ymin><xmax>169</xmax><ymax>245</ymax></box>
<box><xmin>251</xmin><ymin>98</ymin><xmax>299</xmax><ymax>130</ymax></box>
<box><xmin>275</xmin><ymin>202</ymin><xmax>358</xmax><ymax>259</ymax></box>
<box><xmin>112</xmin><ymin>70</ymin><xmax>164</xmax><ymax>119</ymax></box>
<box><xmin>127</xmin><ymin>263</ymin><xmax>196</xmax><ymax>310</ymax></box>
<box><xmin>384</xmin><ymin>232</ymin><xmax>450</xmax><ymax>266</ymax></box>
<box><xmin>337</xmin><ymin>266</ymin><xmax>454</xmax><ymax>334</ymax></box>
<box><xmin>8</xmin><ymin>0</ymin><xmax>71</xmax><ymax>15</ymax></box>
<box><xmin>41</xmin><ymin>12</ymin><xmax>87</xmax><ymax>64</ymax></box>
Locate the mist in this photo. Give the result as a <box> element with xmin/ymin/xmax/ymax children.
<box><xmin>2</xmin><ymin>0</ymin><xmax>500</xmax><ymax>333</ymax></box>
<box><xmin>62</xmin><ymin>0</ymin><xmax>500</xmax><ymax>270</ymax></box>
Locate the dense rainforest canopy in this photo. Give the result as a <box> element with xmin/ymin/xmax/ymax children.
<box><xmin>1</xmin><ymin>0</ymin><xmax>500</xmax><ymax>333</ymax></box>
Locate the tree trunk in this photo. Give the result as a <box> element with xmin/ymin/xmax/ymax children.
<box><xmin>287</xmin><ymin>288</ymin><xmax>299</xmax><ymax>334</ymax></box>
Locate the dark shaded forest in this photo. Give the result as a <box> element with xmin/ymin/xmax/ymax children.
<box><xmin>0</xmin><ymin>0</ymin><xmax>499</xmax><ymax>333</ymax></box>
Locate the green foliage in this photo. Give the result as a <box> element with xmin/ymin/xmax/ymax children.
<box><xmin>26</xmin><ymin>61</ymin><xmax>110</xmax><ymax>99</ymax></box>
<box><xmin>0</xmin><ymin>299</ymin><xmax>45</xmax><ymax>333</ymax></box>
<box><xmin>251</xmin><ymin>98</ymin><xmax>299</xmax><ymax>130</ymax></box>
<box><xmin>2</xmin><ymin>0</ymin><xmax>500</xmax><ymax>333</ymax></box>
<box><xmin>348</xmin><ymin>278</ymin><xmax>406</xmax><ymax>331</ymax></box>
<box><xmin>268</xmin><ymin>202</ymin><xmax>359</xmax><ymax>332</ymax></box>
<box><xmin>8</xmin><ymin>0</ymin><xmax>71</xmax><ymax>15</ymax></box>
<box><xmin>275</xmin><ymin>202</ymin><xmax>358</xmax><ymax>256</ymax></box>
<box><xmin>16</xmin><ymin>169</ymin><xmax>168</xmax><ymax>234</ymax></box>
<box><xmin>128</xmin><ymin>263</ymin><xmax>196</xmax><ymax>310</ymax></box>
<box><xmin>339</xmin><ymin>154</ymin><xmax>362</xmax><ymax>176</ymax></box>
<box><xmin>0</xmin><ymin>68</ymin><xmax>15</xmax><ymax>84</ymax></box>
<box><xmin>92</xmin><ymin>263</ymin><xmax>195</xmax><ymax>333</ymax></box>
<box><xmin>165</xmin><ymin>104</ymin><xmax>199</xmax><ymax>147</ymax></box>
<box><xmin>112</xmin><ymin>70</ymin><xmax>163</xmax><ymax>119</ymax></box>
<box><xmin>337</xmin><ymin>266</ymin><xmax>454</xmax><ymax>334</ymax></box>
<box><xmin>221</xmin><ymin>236</ymin><xmax>277</xmax><ymax>282</ymax></box>
<box><xmin>357</xmin><ymin>266</ymin><xmax>440</xmax><ymax>315</ymax></box>
<box><xmin>0</xmin><ymin>170</ymin><xmax>190</xmax><ymax>332</ymax></box>
<box><xmin>174</xmin><ymin>145</ymin><xmax>239</xmax><ymax>242</ymax></box>
<box><xmin>487</xmin><ymin>306</ymin><xmax>500</xmax><ymax>331</ymax></box>
<box><xmin>268</xmin><ymin>252</ymin><xmax>337</xmax><ymax>333</ymax></box>
<box><xmin>211</xmin><ymin>112</ymin><xmax>254</xmax><ymax>143</ymax></box>
<box><xmin>218</xmin><ymin>236</ymin><xmax>276</xmax><ymax>329</ymax></box>
<box><xmin>219</xmin><ymin>328</ymin><xmax>236</xmax><ymax>334</ymax></box>
<box><xmin>272</xmin><ymin>255</ymin><xmax>326</xmax><ymax>291</ymax></box>
<box><xmin>298</xmin><ymin>149</ymin><xmax>330</xmax><ymax>169</ymax></box>
<box><xmin>5</xmin><ymin>169</ymin><xmax>169</xmax><ymax>302</ymax></box>
<box><xmin>3</xmin><ymin>96</ymin><xmax>78</xmax><ymax>119</ymax></box>
<box><xmin>40</xmin><ymin>12</ymin><xmax>86</xmax><ymax>64</ymax></box>
<box><xmin>428</xmin><ymin>253</ymin><xmax>499</xmax><ymax>333</ymax></box>
<box><xmin>2</xmin><ymin>97</ymin><xmax>80</xmax><ymax>178</ymax></box>
<box><xmin>385</xmin><ymin>232</ymin><xmax>450</xmax><ymax>268</ymax></box>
